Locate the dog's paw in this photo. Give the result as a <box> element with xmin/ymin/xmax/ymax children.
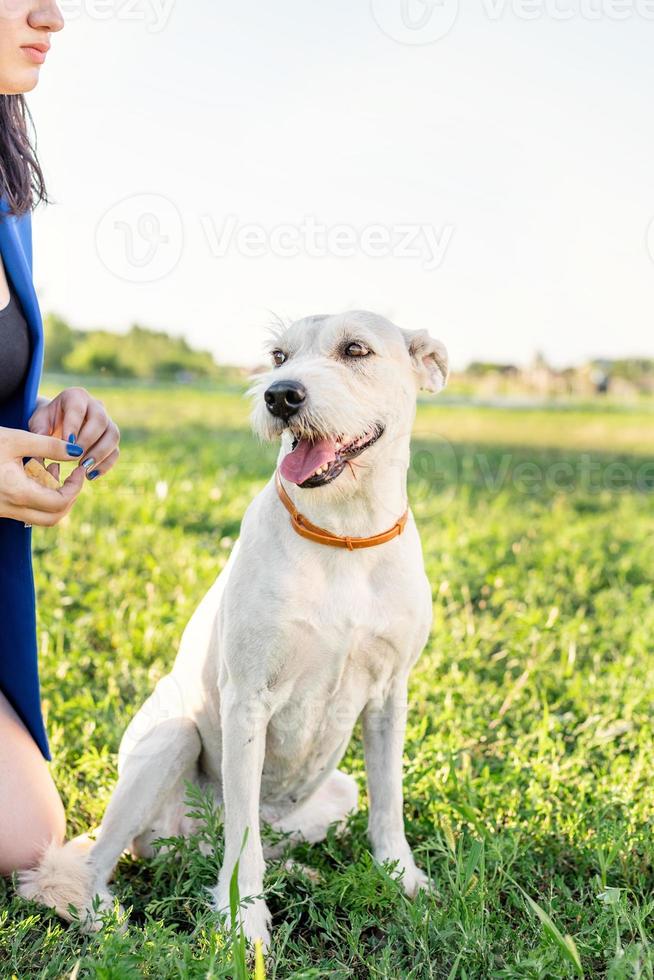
<box><xmin>17</xmin><ymin>837</ymin><xmax>127</xmax><ymax>933</ymax></box>
<box><xmin>374</xmin><ymin>844</ymin><xmax>431</xmax><ymax>898</ymax></box>
<box><xmin>397</xmin><ymin>860</ymin><xmax>430</xmax><ymax>898</ymax></box>
<box><xmin>282</xmin><ymin>859</ymin><xmax>322</xmax><ymax>884</ymax></box>
<box><xmin>240</xmin><ymin>897</ymin><xmax>272</xmax><ymax>951</ymax></box>
<box><xmin>79</xmin><ymin>890</ymin><xmax>128</xmax><ymax>935</ymax></box>
<box><xmin>209</xmin><ymin>885</ymin><xmax>272</xmax><ymax>951</ymax></box>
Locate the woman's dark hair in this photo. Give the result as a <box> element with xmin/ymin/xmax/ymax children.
<box><xmin>0</xmin><ymin>94</ymin><xmax>47</xmax><ymax>216</ymax></box>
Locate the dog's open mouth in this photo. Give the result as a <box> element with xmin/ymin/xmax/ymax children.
<box><xmin>280</xmin><ymin>424</ymin><xmax>385</xmax><ymax>488</ymax></box>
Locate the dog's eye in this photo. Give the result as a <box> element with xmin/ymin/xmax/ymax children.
<box><xmin>345</xmin><ymin>342</ymin><xmax>372</xmax><ymax>358</ymax></box>
<box><xmin>271</xmin><ymin>350</ymin><xmax>287</xmax><ymax>367</ymax></box>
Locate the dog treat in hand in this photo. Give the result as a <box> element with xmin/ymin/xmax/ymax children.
<box><xmin>24</xmin><ymin>457</ymin><xmax>61</xmax><ymax>490</ymax></box>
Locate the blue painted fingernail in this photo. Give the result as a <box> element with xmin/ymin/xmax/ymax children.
<box><xmin>67</xmin><ymin>444</ymin><xmax>83</xmax><ymax>458</ymax></box>
<box><xmin>68</xmin><ymin>433</ymin><xmax>77</xmax><ymax>444</ymax></box>
<box><xmin>81</xmin><ymin>457</ymin><xmax>96</xmax><ymax>470</ymax></box>
<box><xmin>88</xmin><ymin>469</ymin><xmax>100</xmax><ymax>480</ymax></box>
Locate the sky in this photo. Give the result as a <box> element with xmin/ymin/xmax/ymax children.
<box><xmin>28</xmin><ymin>0</ymin><xmax>654</xmax><ymax>370</ymax></box>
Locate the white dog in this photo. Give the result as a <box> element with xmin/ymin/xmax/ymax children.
<box><xmin>19</xmin><ymin>311</ymin><xmax>449</xmax><ymax>950</ymax></box>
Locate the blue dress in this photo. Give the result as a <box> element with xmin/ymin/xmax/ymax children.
<box><xmin>0</xmin><ymin>199</ymin><xmax>50</xmax><ymax>760</ymax></box>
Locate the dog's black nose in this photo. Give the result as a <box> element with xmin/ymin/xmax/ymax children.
<box><xmin>264</xmin><ymin>380</ymin><xmax>307</xmax><ymax>420</ymax></box>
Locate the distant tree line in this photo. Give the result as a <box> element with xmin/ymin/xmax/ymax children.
<box><xmin>43</xmin><ymin>316</ymin><xmax>223</xmax><ymax>381</ymax></box>
<box><xmin>464</xmin><ymin>355</ymin><xmax>654</xmax><ymax>384</ymax></box>
<box><xmin>456</xmin><ymin>354</ymin><xmax>654</xmax><ymax>397</ymax></box>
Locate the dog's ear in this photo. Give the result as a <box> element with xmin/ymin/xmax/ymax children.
<box><xmin>402</xmin><ymin>329</ymin><xmax>449</xmax><ymax>393</ymax></box>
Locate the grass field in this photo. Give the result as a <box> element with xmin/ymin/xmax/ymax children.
<box><xmin>1</xmin><ymin>383</ymin><xmax>654</xmax><ymax>979</ymax></box>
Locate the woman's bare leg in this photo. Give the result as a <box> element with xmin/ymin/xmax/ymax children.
<box><xmin>0</xmin><ymin>690</ymin><xmax>65</xmax><ymax>875</ymax></box>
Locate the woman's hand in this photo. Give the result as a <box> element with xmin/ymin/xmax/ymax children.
<box><xmin>29</xmin><ymin>387</ymin><xmax>120</xmax><ymax>481</ymax></box>
<box><xmin>0</xmin><ymin>427</ymin><xmax>86</xmax><ymax>526</ymax></box>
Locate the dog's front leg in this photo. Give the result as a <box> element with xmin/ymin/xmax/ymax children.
<box><xmin>210</xmin><ymin>682</ymin><xmax>272</xmax><ymax>949</ymax></box>
<box><xmin>362</xmin><ymin>676</ymin><xmax>429</xmax><ymax>897</ymax></box>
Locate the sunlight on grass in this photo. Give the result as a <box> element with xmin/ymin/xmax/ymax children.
<box><xmin>2</xmin><ymin>383</ymin><xmax>653</xmax><ymax>977</ymax></box>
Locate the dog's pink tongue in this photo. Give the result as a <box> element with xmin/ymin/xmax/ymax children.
<box><xmin>280</xmin><ymin>437</ymin><xmax>337</xmax><ymax>485</ymax></box>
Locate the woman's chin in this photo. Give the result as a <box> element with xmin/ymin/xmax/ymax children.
<box><xmin>20</xmin><ymin>68</ymin><xmax>41</xmax><ymax>93</ymax></box>
<box><xmin>0</xmin><ymin>69</ymin><xmax>41</xmax><ymax>96</ymax></box>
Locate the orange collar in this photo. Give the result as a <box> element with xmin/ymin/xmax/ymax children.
<box><xmin>275</xmin><ymin>470</ymin><xmax>409</xmax><ymax>551</ymax></box>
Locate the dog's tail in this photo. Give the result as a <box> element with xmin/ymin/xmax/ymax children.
<box><xmin>17</xmin><ymin>833</ymin><xmax>96</xmax><ymax>922</ymax></box>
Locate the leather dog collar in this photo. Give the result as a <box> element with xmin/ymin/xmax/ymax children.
<box><xmin>275</xmin><ymin>470</ymin><xmax>409</xmax><ymax>551</ymax></box>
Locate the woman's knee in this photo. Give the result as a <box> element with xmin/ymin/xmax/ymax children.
<box><xmin>0</xmin><ymin>689</ymin><xmax>66</xmax><ymax>875</ymax></box>
<box><xmin>0</xmin><ymin>800</ymin><xmax>65</xmax><ymax>875</ymax></box>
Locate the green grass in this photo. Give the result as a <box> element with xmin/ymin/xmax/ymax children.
<box><xmin>2</xmin><ymin>384</ymin><xmax>654</xmax><ymax>978</ymax></box>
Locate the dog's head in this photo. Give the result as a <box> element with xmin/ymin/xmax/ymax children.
<box><xmin>250</xmin><ymin>311</ymin><xmax>448</xmax><ymax>490</ymax></box>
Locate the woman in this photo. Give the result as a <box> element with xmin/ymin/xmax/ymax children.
<box><xmin>0</xmin><ymin>1</ymin><xmax>120</xmax><ymax>874</ymax></box>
